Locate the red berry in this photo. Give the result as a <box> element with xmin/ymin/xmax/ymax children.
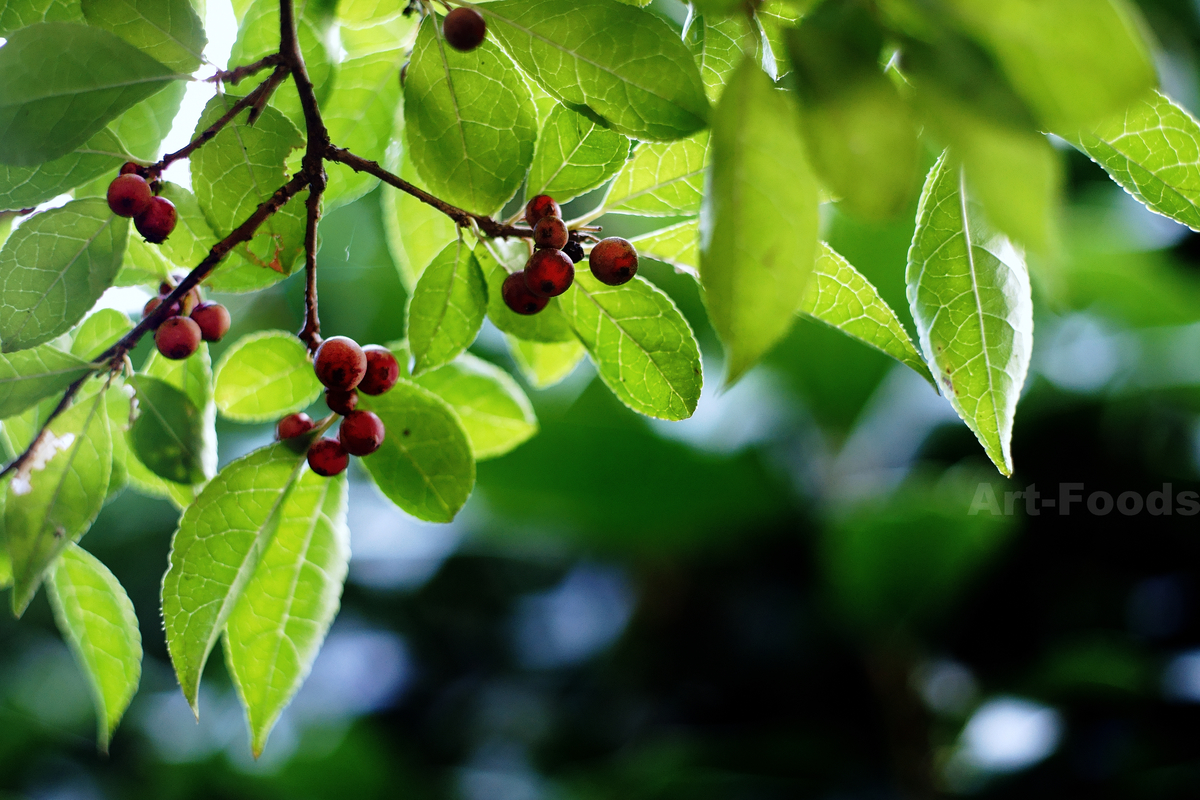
<box><xmin>143</xmin><ymin>295</ymin><xmax>177</xmax><ymax>322</ymax></box>
<box><xmin>120</xmin><ymin>162</ymin><xmax>142</xmax><ymax>176</ymax></box>
<box><xmin>326</xmin><ymin>388</ymin><xmax>358</xmax><ymax>416</ymax></box>
<box><xmin>158</xmin><ymin>281</ymin><xmax>174</xmax><ymax>295</ymax></box>
<box><xmin>276</xmin><ymin>412</ymin><xmax>315</xmax><ymax>440</ymax></box>
<box><xmin>190</xmin><ymin>302</ymin><xmax>229</xmax><ymax>342</ymax></box>
<box><xmin>339</xmin><ymin>410</ymin><xmax>385</xmax><ymax>456</ymax></box>
<box><xmin>589</xmin><ymin>237</ymin><xmax>639</xmax><ymax>286</ymax></box>
<box><xmin>135</xmin><ymin>196</ymin><xmax>177</xmax><ymax>244</ymax></box>
<box><xmin>154</xmin><ymin>316</ymin><xmax>201</xmax><ymax>360</ymax></box>
<box><xmin>502</xmin><ymin>271</ymin><xmax>549</xmax><ymax>315</ymax></box>
<box><xmin>107</xmin><ymin>174</ymin><xmax>152</xmax><ymax>218</ymax></box>
<box><xmin>525</xmin><ymin>249</ymin><xmax>574</xmax><ymax>297</ymax></box>
<box><xmin>443</xmin><ymin>7</ymin><xmax>486</xmax><ymax>52</ymax></box>
<box><xmin>307</xmin><ymin>438</ymin><xmax>349</xmax><ymax>477</ymax></box>
<box><xmin>532</xmin><ymin>216</ymin><xmax>569</xmax><ymax>250</ymax></box>
<box><xmin>524</xmin><ymin>194</ymin><xmax>561</xmax><ymax>228</ymax></box>
<box><xmin>358</xmin><ymin>345</ymin><xmax>400</xmax><ymax>395</ymax></box>
<box><xmin>313</xmin><ymin>336</ymin><xmax>367</xmax><ymax>391</ymax></box>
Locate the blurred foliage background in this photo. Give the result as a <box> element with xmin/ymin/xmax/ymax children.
<box><xmin>11</xmin><ymin>0</ymin><xmax>1200</xmax><ymax>797</ymax></box>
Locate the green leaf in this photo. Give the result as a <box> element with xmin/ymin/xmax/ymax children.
<box><xmin>477</xmin><ymin>240</ymin><xmax>576</xmax><ymax>344</ymax></box>
<box><xmin>46</xmin><ymin>543</ymin><xmax>141</xmax><ymax>751</ymax></box>
<box><xmin>700</xmin><ymin>58</ymin><xmax>819</xmax><ymax>384</ymax></box>
<box><xmin>803</xmin><ymin>243</ymin><xmax>934</xmax><ymax>385</ymax></box>
<box><xmin>381</xmin><ymin>151</ymin><xmax>459</xmax><ymax>291</ymax></box>
<box><xmin>224</xmin><ymin>469</ymin><xmax>349</xmax><ymax>757</ymax></box>
<box><xmin>601</xmin><ymin>133</ymin><xmax>708</xmax><ymax>216</ymax></box>
<box><xmin>0</xmin><ymin>541</ymin><xmax>11</xmax><ymax>589</ymax></box>
<box><xmin>686</xmin><ymin>13</ymin><xmax>753</xmax><ymax>103</ymax></box>
<box><xmin>0</xmin><ymin>199</ymin><xmax>129</xmax><ymax>352</ymax></box>
<box><xmin>337</xmin><ymin>0</ymin><xmax>419</xmax><ymax>58</ymax></box>
<box><xmin>162</xmin><ymin>442</ymin><xmax>307</xmax><ymax>710</ymax></box>
<box><xmin>213</xmin><ymin>331</ymin><xmax>322</xmax><ymax>423</ymax></box>
<box><xmin>906</xmin><ymin>152</ymin><xmax>1033</xmax><ymax>477</ymax></box>
<box><xmin>629</xmin><ymin>219</ymin><xmax>699</xmax><ymax>277</ymax></box>
<box><xmin>481</xmin><ymin>0</ymin><xmax>710</xmax><ymax>141</ymax></box>
<box><xmin>128</xmin><ymin>375</ymin><xmax>206</xmax><ymax>485</ymax></box>
<box><xmin>0</xmin><ymin>345</ymin><xmax>93</xmax><ymax>419</ymax></box>
<box><xmin>0</xmin><ymin>0</ymin><xmax>84</xmax><ymax>37</ymax></box>
<box><xmin>413</xmin><ymin>354</ymin><xmax>538</xmax><ymax>460</ymax></box>
<box><xmin>107</xmin><ymin>79</ymin><xmax>187</xmax><ymax>163</ymax></box>
<box><xmin>0</xmin><ymin>23</ymin><xmax>180</xmax><ymax>166</ymax></box>
<box><xmin>404</xmin><ymin>14</ymin><xmax>537</xmax><ymax>215</ymax></box>
<box><xmin>71</xmin><ymin>309</ymin><xmax>132</xmax><ymax>361</ymax></box>
<box><xmin>323</xmin><ymin>48</ymin><xmax>405</xmax><ymax>210</ymax></box>
<box><xmin>358</xmin><ymin>379</ymin><xmax>475</xmax><ymax>523</ymax></box>
<box><xmin>948</xmin><ymin>0</ymin><xmax>1156</xmax><ymax>131</ymax></box>
<box><xmin>6</xmin><ymin>387</ymin><xmax>112</xmax><ymax>615</ymax></box>
<box><xmin>230</xmin><ymin>0</ymin><xmax>333</xmax><ymax>127</ymax></box>
<box><xmin>190</xmin><ymin>94</ymin><xmax>307</xmax><ymax>290</ymax></box>
<box><xmin>559</xmin><ymin>273</ymin><xmax>702</xmax><ymax>421</ymax></box>
<box><xmin>81</xmin><ymin>0</ymin><xmax>206</xmax><ymax>74</ymax></box>
<box><xmin>527</xmin><ymin>105</ymin><xmax>631</xmax><ymax>203</ymax></box>
<box><xmin>407</xmin><ymin>239</ymin><xmax>488</xmax><ymax>375</ymax></box>
<box><xmin>115</xmin><ymin>235</ymin><xmax>174</xmax><ymax>288</ymax></box>
<box><xmin>157</xmin><ymin>182</ymin><xmax>218</xmax><ymax>279</ymax></box>
<box><xmin>0</xmin><ymin>128</ymin><xmax>126</xmax><ymax>213</ymax></box>
<box><xmin>102</xmin><ymin>380</ymin><xmax>131</xmax><ymax>501</ymax></box>
<box><xmin>1073</xmin><ymin>90</ymin><xmax>1200</xmax><ymax>232</ymax></box>
<box><xmin>506</xmin><ymin>335</ymin><xmax>587</xmax><ymax>390</ymax></box>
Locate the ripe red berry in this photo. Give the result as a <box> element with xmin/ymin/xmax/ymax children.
<box><xmin>358</xmin><ymin>345</ymin><xmax>400</xmax><ymax>395</ymax></box>
<box><xmin>313</xmin><ymin>336</ymin><xmax>367</xmax><ymax>391</ymax></box>
<box><xmin>107</xmin><ymin>174</ymin><xmax>153</xmax><ymax>218</ymax></box>
<box><xmin>525</xmin><ymin>194</ymin><xmax>561</xmax><ymax>228</ymax></box>
<box><xmin>339</xmin><ymin>410</ymin><xmax>385</xmax><ymax>456</ymax></box>
<box><xmin>562</xmin><ymin>239</ymin><xmax>584</xmax><ymax>264</ymax></box>
<box><xmin>502</xmin><ymin>271</ymin><xmax>549</xmax><ymax>315</ymax></box>
<box><xmin>533</xmin><ymin>216</ymin><xmax>569</xmax><ymax>250</ymax></box>
<box><xmin>120</xmin><ymin>162</ymin><xmax>142</xmax><ymax>176</ymax></box>
<box><xmin>155</xmin><ymin>316</ymin><xmax>201</xmax><ymax>360</ymax></box>
<box><xmin>589</xmin><ymin>237</ymin><xmax>639</xmax><ymax>286</ymax></box>
<box><xmin>190</xmin><ymin>302</ymin><xmax>230</xmax><ymax>342</ymax></box>
<box><xmin>525</xmin><ymin>248</ymin><xmax>575</xmax><ymax>297</ymax></box>
<box><xmin>307</xmin><ymin>438</ymin><xmax>349</xmax><ymax>477</ymax></box>
<box><xmin>143</xmin><ymin>295</ymin><xmax>178</xmax><ymax>322</ymax></box>
<box><xmin>277</xmin><ymin>412</ymin><xmax>315</xmax><ymax>440</ymax></box>
<box><xmin>326</xmin><ymin>387</ymin><xmax>358</xmax><ymax>416</ymax></box>
<box><xmin>135</xmin><ymin>196</ymin><xmax>177</xmax><ymax>244</ymax></box>
<box><xmin>443</xmin><ymin>7</ymin><xmax>486</xmax><ymax>52</ymax></box>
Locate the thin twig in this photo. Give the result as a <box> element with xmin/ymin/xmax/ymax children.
<box><xmin>299</xmin><ymin>184</ymin><xmax>323</xmax><ymax>352</ymax></box>
<box><xmin>207</xmin><ymin>53</ymin><xmax>287</xmax><ymax>85</ymax></box>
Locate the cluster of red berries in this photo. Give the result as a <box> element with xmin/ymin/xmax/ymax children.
<box><xmin>106</xmin><ymin>162</ymin><xmax>178</xmax><ymax>244</ymax></box>
<box><xmin>143</xmin><ymin>280</ymin><xmax>231</xmax><ymax>360</ymax></box>
<box><xmin>444</xmin><ymin>7</ymin><xmax>486</xmax><ymax>52</ymax></box>
<box><xmin>501</xmin><ymin>195</ymin><xmax>640</xmax><ymax>316</ymax></box>
<box><xmin>276</xmin><ymin>337</ymin><xmax>401</xmax><ymax>478</ymax></box>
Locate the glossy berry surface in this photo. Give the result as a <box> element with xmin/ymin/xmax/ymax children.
<box><xmin>191</xmin><ymin>302</ymin><xmax>230</xmax><ymax>342</ymax></box>
<box><xmin>155</xmin><ymin>316</ymin><xmax>201</xmax><ymax>360</ymax></box>
<box><xmin>562</xmin><ymin>240</ymin><xmax>584</xmax><ymax>264</ymax></box>
<box><xmin>524</xmin><ymin>194</ymin><xmax>561</xmax><ymax>228</ymax></box>
<box><xmin>525</xmin><ymin>248</ymin><xmax>575</xmax><ymax>297</ymax></box>
<box><xmin>107</xmin><ymin>174</ymin><xmax>153</xmax><ymax>218</ymax></box>
<box><xmin>307</xmin><ymin>438</ymin><xmax>349</xmax><ymax>477</ymax></box>
<box><xmin>339</xmin><ymin>410</ymin><xmax>386</xmax><ymax>456</ymax></box>
<box><xmin>443</xmin><ymin>7</ymin><xmax>486</xmax><ymax>52</ymax></box>
<box><xmin>359</xmin><ymin>346</ymin><xmax>401</xmax><ymax>395</ymax></box>
<box><xmin>326</xmin><ymin>388</ymin><xmax>358</xmax><ymax>416</ymax></box>
<box><xmin>135</xmin><ymin>196</ymin><xmax>177</xmax><ymax>243</ymax></box>
<box><xmin>276</xmin><ymin>412</ymin><xmax>315</xmax><ymax>440</ymax></box>
<box><xmin>502</xmin><ymin>271</ymin><xmax>549</xmax><ymax>315</ymax></box>
<box><xmin>532</xmin><ymin>216</ymin><xmax>569</xmax><ymax>250</ymax></box>
<box><xmin>313</xmin><ymin>336</ymin><xmax>367</xmax><ymax>390</ymax></box>
<box><xmin>589</xmin><ymin>237</ymin><xmax>639</xmax><ymax>286</ymax></box>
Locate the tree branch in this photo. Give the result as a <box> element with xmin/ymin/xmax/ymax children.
<box><xmin>208</xmin><ymin>53</ymin><xmax>287</xmax><ymax>85</ymax></box>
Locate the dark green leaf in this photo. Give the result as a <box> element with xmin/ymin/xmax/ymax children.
<box><xmin>128</xmin><ymin>375</ymin><xmax>206</xmax><ymax>485</ymax></box>
<box><xmin>0</xmin><ymin>129</ymin><xmax>126</xmax><ymax>213</ymax></box>
<box><xmin>81</xmin><ymin>0</ymin><xmax>206</xmax><ymax>74</ymax></box>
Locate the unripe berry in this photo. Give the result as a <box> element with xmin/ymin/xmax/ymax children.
<box><xmin>307</xmin><ymin>438</ymin><xmax>349</xmax><ymax>477</ymax></box>
<box><xmin>358</xmin><ymin>345</ymin><xmax>400</xmax><ymax>395</ymax></box>
<box><xmin>135</xmin><ymin>196</ymin><xmax>177</xmax><ymax>244</ymax></box>
<box><xmin>190</xmin><ymin>302</ymin><xmax>230</xmax><ymax>342</ymax></box>
<box><xmin>155</xmin><ymin>316</ymin><xmax>201</xmax><ymax>360</ymax></box>
<box><xmin>502</xmin><ymin>271</ymin><xmax>549</xmax><ymax>315</ymax></box>
<box><xmin>326</xmin><ymin>387</ymin><xmax>358</xmax><ymax>416</ymax></box>
<box><xmin>339</xmin><ymin>410</ymin><xmax>385</xmax><ymax>456</ymax></box>
<box><xmin>313</xmin><ymin>336</ymin><xmax>367</xmax><ymax>391</ymax></box>
<box><xmin>443</xmin><ymin>7</ymin><xmax>486</xmax><ymax>52</ymax></box>
<box><xmin>589</xmin><ymin>237</ymin><xmax>639</xmax><ymax>286</ymax></box>
<box><xmin>277</xmin><ymin>412</ymin><xmax>315</xmax><ymax>440</ymax></box>
<box><xmin>120</xmin><ymin>162</ymin><xmax>142</xmax><ymax>176</ymax></box>
<box><xmin>562</xmin><ymin>240</ymin><xmax>584</xmax><ymax>264</ymax></box>
<box><xmin>524</xmin><ymin>248</ymin><xmax>575</xmax><ymax>297</ymax></box>
<box><xmin>107</xmin><ymin>174</ymin><xmax>153</xmax><ymax>218</ymax></box>
<box><xmin>533</xmin><ymin>216</ymin><xmax>569</xmax><ymax>250</ymax></box>
<box><xmin>524</xmin><ymin>194</ymin><xmax>561</xmax><ymax>228</ymax></box>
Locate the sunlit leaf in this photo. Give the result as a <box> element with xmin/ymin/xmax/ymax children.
<box><xmin>0</xmin><ymin>345</ymin><xmax>93</xmax><ymax>420</ymax></box>
<box><xmin>506</xmin><ymin>335</ymin><xmax>587</xmax><ymax>390</ymax></box>
<box><xmin>82</xmin><ymin>0</ymin><xmax>206</xmax><ymax>76</ymax></box>
<box><xmin>213</xmin><ymin>331</ymin><xmax>322</xmax><ymax>423</ymax></box>
<box><xmin>527</xmin><ymin>105</ymin><xmax>631</xmax><ymax>204</ymax></box>
<box><xmin>477</xmin><ymin>241</ymin><xmax>576</xmax><ymax>344</ymax></box>
<box><xmin>407</xmin><ymin>239</ymin><xmax>488</xmax><ymax>375</ymax></box>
